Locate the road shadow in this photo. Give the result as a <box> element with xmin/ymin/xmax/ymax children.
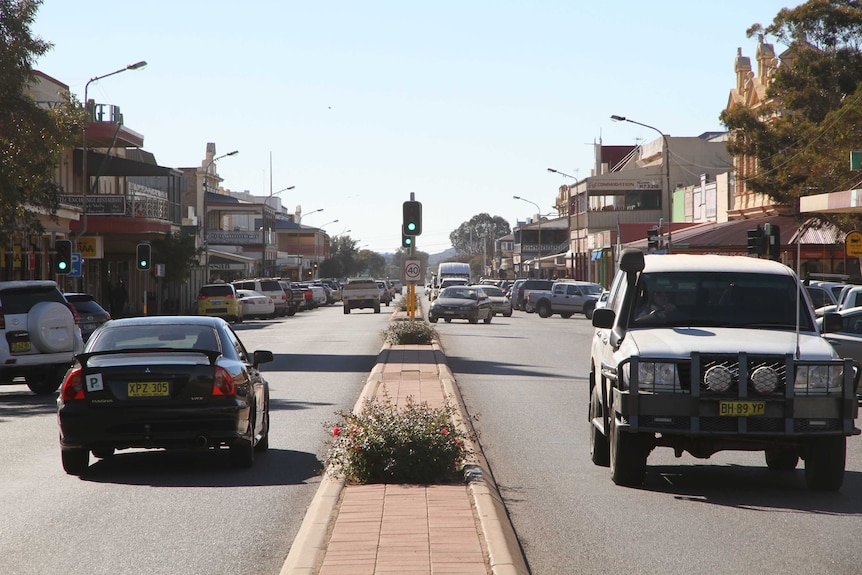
<box><xmin>632</xmin><ymin>463</ymin><xmax>862</xmax><ymax>515</ymax></box>
<box><xmin>268</xmin><ymin>352</ymin><xmax>379</xmax><ymax>373</ymax></box>
<box><xmin>445</xmin><ymin>355</ymin><xmax>570</xmax><ymax>378</ymax></box>
<box><xmin>77</xmin><ymin>447</ymin><xmax>324</xmax><ymax>487</ymax></box>
<box><xmin>0</xmin><ymin>389</ymin><xmax>57</xmax><ymax>420</ymax></box>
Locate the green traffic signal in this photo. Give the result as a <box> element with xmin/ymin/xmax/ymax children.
<box><xmin>55</xmin><ymin>239</ymin><xmax>72</xmax><ymax>274</ymax></box>
<box><xmin>402</xmin><ymin>200</ymin><xmax>422</xmax><ymax>236</ymax></box>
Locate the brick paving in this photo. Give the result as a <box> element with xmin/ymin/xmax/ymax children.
<box><xmin>316</xmin><ymin>345</ymin><xmax>490</xmax><ymax>575</ymax></box>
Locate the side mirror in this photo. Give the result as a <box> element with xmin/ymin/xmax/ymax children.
<box><xmin>253</xmin><ymin>350</ymin><xmax>274</xmax><ymax>366</ymax></box>
<box><xmin>592</xmin><ymin>307</ymin><xmax>615</xmax><ymax>329</ymax></box>
<box><xmin>821</xmin><ymin>312</ymin><xmax>843</xmax><ymax>334</ymax></box>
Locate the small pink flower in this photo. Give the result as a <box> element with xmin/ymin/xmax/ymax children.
<box><xmin>353</xmin><ymin>444</ymin><xmax>360</xmax><ymax>451</ymax></box>
<box><xmin>352</xmin><ymin>426</ymin><xmax>361</xmax><ymax>435</ymax></box>
<box><xmin>441</xmin><ymin>428</ymin><xmax>449</xmax><ymax>435</ymax></box>
<box><xmin>332</xmin><ymin>426</ymin><xmax>342</xmax><ymax>437</ymax></box>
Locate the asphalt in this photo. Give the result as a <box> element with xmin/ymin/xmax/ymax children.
<box><xmin>279</xmin><ymin>306</ymin><xmax>530</xmax><ymax>575</ymax></box>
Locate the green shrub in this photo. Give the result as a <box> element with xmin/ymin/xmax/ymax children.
<box><xmin>323</xmin><ymin>394</ymin><xmax>474</xmax><ymax>484</ymax></box>
<box><xmin>383</xmin><ymin>319</ymin><xmax>437</xmax><ymax>345</ymax></box>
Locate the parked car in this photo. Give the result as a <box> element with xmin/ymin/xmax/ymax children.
<box><xmin>376</xmin><ymin>280</ymin><xmax>392</xmax><ymax>306</ymax></box>
<box><xmin>0</xmin><ymin>281</ymin><xmax>86</xmax><ymax>394</ymax></box>
<box><xmin>429</xmin><ymin>285</ymin><xmax>493</xmax><ymax>324</ymax></box>
<box><xmin>232</xmin><ymin>278</ymin><xmax>288</xmax><ymax>317</ymax></box>
<box><xmin>236</xmin><ymin>289</ymin><xmax>276</xmax><ymax>319</ymax></box>
<box><xmin>64</xmin><ymin>293</ymin><xmax>111</xmax><ymax>342</ymax></box>
<box><xmin>470</xmin><ymin>284</ymin><xmax>511</xmax><ymax>317</ymax></box>
<box><xmin>56</xmin><ymin>316</ymin><xmax>274</xmax><ymax>475</ymax></box>
<box><xmin>817</xmin><ymin>305</ymin><xmax>862</xmax><ymax>398</ymax></box>
<box><xmin>342</xmin><ymin>277</ymin><xmax>381</xmax><ymax>314</ymax></box>
<box><xmin>276</xmin><ymin>279</ymin><xmax>305</xmax><ymax>315</ymax></box>
<box><xmin>197</xmin><ymin>282</ymin><xmax>243</xmax><ymax>323</ymax></box>
<box><xmin>525</xmin><ymin>281</ymin><xmax>604</xmax><ymax>318</ymax></box>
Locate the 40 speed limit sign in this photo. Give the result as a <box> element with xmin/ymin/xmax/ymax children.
<box><xmin>404</xmin><ymin>259</ymin><xmax>422</xmax><ymax>282</ymax></box>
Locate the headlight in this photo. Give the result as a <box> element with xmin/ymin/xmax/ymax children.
<box><xmin>625</xmin><ymin>361</ymin><xmax>680</xmax><ymax>392</ymax></box>
<box><xmin>795</xmin><ymin>365</ymin><xmax>843</xmax><ymax>394</ymax></box>
<box><xmin>751</xmin><ymin>365</ymin><xmax>780</xmax><ymax>394</ymax></box>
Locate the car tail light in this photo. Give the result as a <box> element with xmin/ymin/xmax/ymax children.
<box><xmin>65</xmin><ymin>303</ymin><xmax>80</xmax><ymax>322</ymax></box>
<box><xmin>198</xmin><ymin>294</ymin><xmax>206</xmax><ymax>300</ymax></box>
<box><xmin>0</xmin><ymin>305</ymin><xmax>4</xmax><ymax>329</ymax></box>
<box><xmin>60</xmin><ymin>368</ymin><xmax>85</xmax><ymax>401</ymax></box>
<box><xmin>212</xmin><ymin>366</ymin><xmax>237</xmax><ymax>396</ymax></box>
<box><xmin>225</xmin><ymin>293</ymin><xmax>235</xmax><ymax>299</ymax></box>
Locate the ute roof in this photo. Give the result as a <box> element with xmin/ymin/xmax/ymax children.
<box><xmin>642</xmin><ymin>254</ymin><xmax>795</xmax><ymax>276</ymax></box>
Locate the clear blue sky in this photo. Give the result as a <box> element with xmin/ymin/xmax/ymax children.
<box><xmin>32</xmin><ymin>0</ymin><xmax>796</xmax><ymax>254</ymax></box>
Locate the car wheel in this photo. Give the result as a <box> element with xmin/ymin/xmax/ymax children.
<box><xmin>589</xmin><ymin>383</ymin><xmax>610</xmax><ymax>466</ymax></box>
<box><xmin>444</xmin><ymin>318</ymin><xmax>452</xmax><ymax>323</ymax></box>
<box><xmin>765</xmin><ymin>449</ymin><xmax>799</xmax><ymax>471</ymax></box>
<box><xmin>374</xmin><ymin>305</ymin><xmax>381</xmax><ymax>313</ymax></box>
<box><xmin>429</xmin><ymin>317</ymin><xmax>438</xmax><ymax>323</ymax></box>
<box><xmin>343</xmin><ymin>306</ymin><xmax>350</xmax><ymax>314</ymax></box>
<box><xmin>61</xmin><ymin>447</ymin><xmax>89</xmax><ymax>475</ymax></box>
<box><xmin>255</xmin><ymin>411</ymin><xmax>270</xmax><ymax>453</ymax></box>
<box><xmin>92</xmin><ymin>447</ymin><xmax>115</xmax><ymax>459</ymax></box>
<box><xmin>804</xmin><ymin>436</ymin><xmax>845</xmax><ymax>491</ymax></box>
<box><xmin>537</xmin><ymin>302</ymin><xmax>551</xmax><ymax>318</ymax></box>
<box><xmin>229</xmin><ymin>438</ymin><xmax>255</xmax><ymax>468</ymax></box>
<box><xmin>469</xmin><ymin>314</ymin><xmax>479</xmax><ymax>324</ymax></box>
<box><xmin>560</xmin><ymin>312</ymin><xmax>574</xmax><ymax>319</ymax></box>
<box><xmin>584</xmin><ymin>302</ymin><xmax>596</xmax><ymax>320</ymax></box>
<box><xmin>483</xmin><ymin>313</ymin><xmax>492</xmax><ymax>324</ymax></box>
<box><xmin>287</xmin><ymin>308</ymin><xmax>297</xmax><ymax>316</ymax></box>
<box><xmin>609</xmin><ymin>412</ymin><xmax>647</xmax><ymax>486</ymax></box>
<box><xmin>504</xmin><ymin>310</ymin><xmax>512</xmax><ymax>317</ymax></box>
<box><xmin>25</xmin><ymin>366</ymin><xmax>64</xmax><ymax>395</ymax></box>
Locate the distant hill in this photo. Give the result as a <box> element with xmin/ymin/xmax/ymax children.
<box><xmin>428</xmin><ymin>247</ymin><xmax>459</xmax><ymax>267</ymax></box>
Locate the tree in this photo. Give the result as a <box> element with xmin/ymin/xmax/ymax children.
<box><xmin>720</xmin><ymin>0</ymin><xmax>862</xmax><ymax>230</ymax></box>
<box><xmin>356</xmin><ymin>249</ymin><xmax>387</xmax><ymax>277</ymax></box>
<box><xmin>322</xmin><ymin>234</ymin><xmax>360</xmax><ymax>278</ymax></box>
<box><xmin>151</xmin><ymin>231</ymin><xmax>201</xmax><ymax>285</ymax></box>
<box><xmin>389</xmin><ymin>247</ymin><xmax>430</xmax><ymax>283</ymax></box>
<box><xmin>449</xmin><ymin>214</ymin><xmax>511</xmax><ymax>256</ymax></box>
<box><xmin>0</xmin><ymin>0</ymin><xmax>86</xmax><ymax>238</ymax></box>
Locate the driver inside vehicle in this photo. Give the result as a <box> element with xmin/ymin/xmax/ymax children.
<box><xmin>636</xmin><ymin>288</ymin><xmax>678</xmax><ymax>321</ymax></box>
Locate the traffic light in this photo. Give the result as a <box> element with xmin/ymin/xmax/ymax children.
<box><xmin>136</xmin><ymin>242</ymin><xmax>151</xmax><ymax>270</ymax></box>
<box><xmin>647</xmin><ymin>227</ymin><xmax>659</xmax><ymax>251</ymax></box>
<box><xmin>402</xmin><ymin>200</ymin><xmax>422</xmax><ymax>236</ymax></box>
<box><xmin>764</xmin><ymin>223</ymin><xmax>780</xmax><ymax>260</ymax></box>
<box><xmin>402</xmin><ymin>234</ymin><xmax>414</xmax><ymax>248</ymax></box>
<box><xmin>747</xmin><ymin>226</ymin><xmax>766</xmax><ymax>256</ymax></box>
<box><xmin>55</xmin><ymin>239</ymin><xmax>72</xmax><ymax>274</ymax></box>
<box><xmin>313</xmin><ymin>261</ymin><xmax>318</xmax><ymax>269</ymax></box>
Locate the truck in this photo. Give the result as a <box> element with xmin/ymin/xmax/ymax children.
<box><xmin>589</xmin><ymin>249</ymin><xmax>859</xmax><ymax>491</ymax></box>
<box><xmin>525</xmin><ymin>280</ymin><xmax>604</xmax><ymax>319</ymax></box>
<box><xmin>429</xmin><ymin>262</ymin><xmax>471</xmax><ymax>301</ymax></box>
<box><xmin>341</xmin><ymin>277</ymin><xmax>381</xmax><ymax>314</ymax></box>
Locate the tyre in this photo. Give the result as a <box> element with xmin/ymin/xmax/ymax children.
<box><xmin>255</xmin><ymin>410</ymin><xmax>270</xmax><ymax>453</ymax></box>
<box><xmin>343</xmin><ymin>306</ymin><xmax>350</xmax><ymax>314</ymax></box>
<box><xmin>504</xmin><ymin>311</ymin><xmax>512</xmax><ymax>317</ymax></box>
<box><xmin>229</xmin><ymin>438</ymin><xmax>255</xmax><ymax>468</ymax></box>
<box><xmin>483</xmin><ymin>313</ymin><xmax>492</xmax><ymax>324</ymax></box>
<box><xmin>537</xmin><ymin>302</ymin><xmax>551</xmax><ymax>318</ymax></box>
<box><xmin>374</xmin><ymin>304</ymin><xmax>381</xmax><ymax>313</ymax></box>
<box><xmin>589</xmin><ymin>385</ymin><xmax>610</xmax><ymax>466</ymax></box>
<box><xmin>25</xmin><ymin>366</ymin><xmax>64</xmax><ymax>395</ymax></box>
<box><xmin>804</xmin><ymin>436</ymin><xmax>845</xmax><ymax>491</ymax></box>
<box><xmin>287</xmin><ymin>308</ymin><xmax>297</xmax><ymax>316</ymax></box>
<box><xmin>609</xmin><ymin>413</ymin><xmax>647</xmax><ymax>486</ymax></box>
<box><xmin>92</xmin><ymin>447</ymin><xmax>115</xmax><ymax>459</ymax></box>
<box><xmin>445</xmin><ymin>318</ymin><xmax>452</xmax><ymax>323</ymax></box>
<box><xmin>765</xmin><ymin>449</ymin><xmax>799</xmax><ymax>471</ymax></box>
<box><xmin>429</xmin><ymin>317</ymin><xmax>438</xmax><ymax>323</ymax></box>
<box><xmin>584</xmin><ymin>302</ymin><xmax>596</xmax><ymax>320</ymax></box>
<box><xmin>560</xmin><ymin>312</ymin><xmax>574</xmax><ymax>319</ymax></box>
<box><xmin>28</xmin><ymin>301</ymin><xmax>76</xmax><ymax>353</ymax></box>
<box><xmin>469</xmin><ymin>314</ymin><xmax>479</xmax><ymax>324</ymax></box>
<box><xmin>61</xmin><ymin>447</ymin><xmax>89</xmax><ymax>475</ymax></box>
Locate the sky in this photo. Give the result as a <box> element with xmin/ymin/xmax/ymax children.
<box><xmin>31</xmin><ymin>0</ymin><xmax>798</xmax><ymax>255</ymax></box>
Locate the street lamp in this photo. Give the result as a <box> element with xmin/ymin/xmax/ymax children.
<box><xmin>611</xmin><ymin>114</ymin><xmax>672</xmax><ymax>253</ymax></box>
<box><xmin>202</xmin><ymin>150</ymin><xmax>239</xmax><ymax>280</ymax></box>
<box><xmin>298</xmin><ymin>208</ymin><xmax>323</xmax><ymax>225</ymax></box>
<box><xmin>513</xmin><ymin>195</ymin><xmax>543</xmax><ymax>278</ymax></box>
<box><xmin>271</xmin><ymin>185</ymin><xmax>295</xmax><ymax>198</ymax></box>
<box><xmin>78</xmin><ymin>60</ymin><xmax>147</xmax><ymax>239</ymax></box>
<box><xmin>546</xmin><ymin>167</ymin><xmax>578</xmax><ymax>180</ymax></box>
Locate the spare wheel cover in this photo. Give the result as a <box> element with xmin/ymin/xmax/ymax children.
<box><xmin>28</xmin><ymin>301</ymin><xmax>75</xmax><ymax>353</ymax></box>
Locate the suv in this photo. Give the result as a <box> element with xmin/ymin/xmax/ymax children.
<box><xmin>197</xmin><ymin>283</ymin><xmax>243</xmax><ymax>323</ymax></box>
<box><xmin>512</xmin><ymin>279</ymin><xmax>554</xmax><ymax>311</ymax></box>
<box><xmin>589</xmin><ymin>249</ymin><xmax>859</xmax><ymax>491</ymax></box>
<box><xmin>232</xmin><ymin>278</ymin><xmax>288</xmax><ymax>317</ymax></box>
<box><xmin>0</xmin><ymin>281</ymin><xmax>85</xmax><ymax>394</ymax></box>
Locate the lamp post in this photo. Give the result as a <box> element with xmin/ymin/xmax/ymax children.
<box><xmin>513</xmin><ymin>195</ymin><xmax>542</xmax><ymax>278</ymax></box>
<box><xmin>298</xmin><ymin>208</ymin><xmax>323</xmax><ymax>225</ymax></box>
<box><xmin>202</xmin><ymin>150</ymin><xmax>239</xmax><ymax>281</ymax></box>
<box><xmin>315</xmin><ymin>219</ymin><xmax>339</xmax><ymax>279</ymax></box>
<box><xmin>78</xmin><ymin>60</ymin><xmax>147</xmax><ymax>240</ymax></box>
<box><xmin>611</xmin><ymin>114</ymin><xmax>672</xmax><ymax>253</ymax></box>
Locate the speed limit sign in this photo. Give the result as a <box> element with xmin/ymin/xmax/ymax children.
<box><xmin>404</xmin><ymin>259</ymin><xmax>422</xmax><ymax>283</ymax></box>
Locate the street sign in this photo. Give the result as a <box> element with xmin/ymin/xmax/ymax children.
<box><xmin>69</xmin><ymin>252</ymin><xmax>83</xmax><ymax>278</ymax></box>
<box><xmin>846</xmin><ymin>231</ymin><xmax>862</xmax><ymax>257</ymax></box>
<box><xmin>404</xmin><ymin>259</ymin><xmax>422</xmax><ymax>283</ymax></box>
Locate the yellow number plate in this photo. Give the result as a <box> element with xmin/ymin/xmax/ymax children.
<box><xmin>719</xmin><ymin>401</ymin><xmax>765</xmax><ymax>417</ymax></box>
<box><xmin>10</xmin><ymin>341</ymin><xmax>30</xmax><ymax>353</ymax></box>
<box><xmin>128</xmin><ymin>382</ymin><xmax>170</xmax><ymax>398</ymax></box>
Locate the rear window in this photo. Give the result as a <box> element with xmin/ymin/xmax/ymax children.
<box><xmin>259</xmin><ymin>280</ymin><xmax>282</xmax><ymax>292</ymax></box>
<box><xmin>200</xmin><ymin>285</ymin><xmax>234</xmax><ymax>297</ymax></box>
<box><xmin>0</xmin><ymin>287</ymin><xmax>65</xmax><ymax>314</ymax></box>
<box><xmin>68</xmin><ymin>300</ymin><xmax>106</xmax><ymax>314</ymax></box>
<box><xmin>233</xmin><ymin>281</ymin><xmax>253</xmax><ymax>290</ymax></box>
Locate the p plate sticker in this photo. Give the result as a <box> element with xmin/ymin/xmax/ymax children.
<box><xmin>86</xmin><ymin>373</ymin><xmax>104</xmax><ymax>392</ymax></box>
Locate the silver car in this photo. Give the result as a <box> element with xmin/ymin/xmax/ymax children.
<box><xmin>470</xmin><ymin>284</ymin><xmax>511</xmax><ymax>317</ymax></box>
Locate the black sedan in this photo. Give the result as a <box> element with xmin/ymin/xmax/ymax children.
<box><xmin>64</xmin><ymin>292</ymin><xmax>111</xmax><ymax>341</ymax></box>
<box><xmin>57</xmin><ymin>316</ymin><xmax>273</xmax><ymax>475</ymax></box>
<box><xmin>428</xmin><ymin>286</ymin><xmax>493</xmax><ymax>324</ymax></box>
